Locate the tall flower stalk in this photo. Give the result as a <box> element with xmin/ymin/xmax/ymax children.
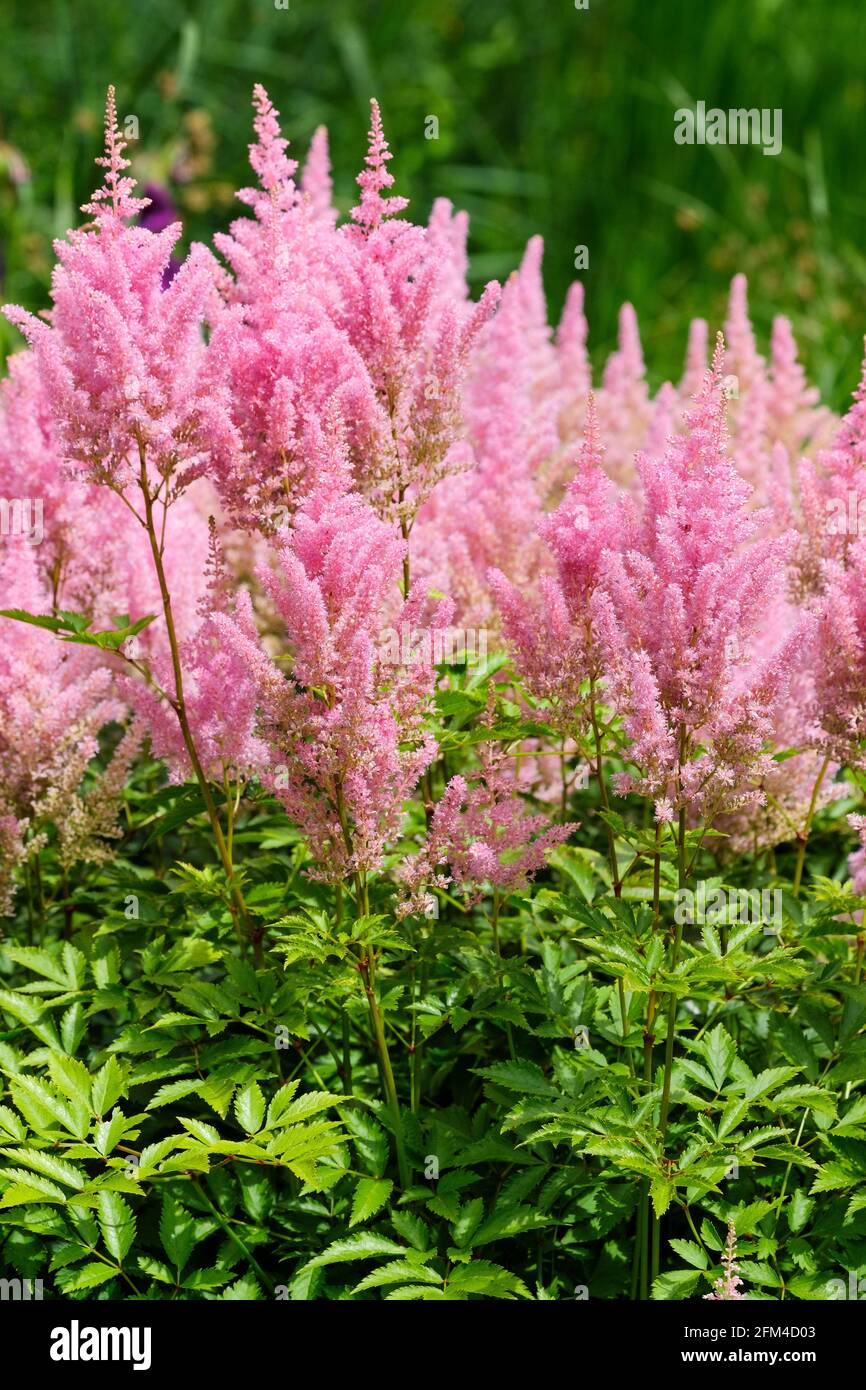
<box><xmin>3</xmin><ymin>88</ymin><xmax>253</xmax><ymax>946</ymax></box>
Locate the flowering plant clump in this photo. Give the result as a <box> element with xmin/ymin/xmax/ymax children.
<box><xmin>0</xmin><ymin>86</ymin><xmax>865</xmax><ymax>1305</ymax></box>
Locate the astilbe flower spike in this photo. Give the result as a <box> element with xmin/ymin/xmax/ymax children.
<box><xmin>703</xmin><ymin>1220</ymin><xmax>747</xmax><ymax>1300</ymax></box>
<box><xmin>4</xmin><ymin>87</ymin><xmax>222</xmax><ymax>499</ymax></box>
<box><xmin>132</xmin><ymin>521</ymin><xmax>269</xmax><ymax>783</ymax></box>
<box><xmin>301</xmin><ymin>125</ymin><xmax>337</xmax><ymax>227</ymax></box>
<box><xmin>399</xmin><ymin>695</ymin><xmax>576</xmax><ymax>917</ymax></box>
<box><xmin>413</xmin><ymin>242</ymin><xmax>554</xmax><ymax>625</ymax></box>
<box><xmin>809</xmin><ymin>532</ymin><xmax>866</xmax><ymax>768</ymax></box>
<box><xmin>490</xmin><ymin>397</ymin><xmax>624</xmax><ymax>731</ymax></box>
<box><xmin>334</xmin><ymin>100</ymin><xmax>500</xmax><ymax>540</ymax></box>
<box><xmin>350</xmin><ymin>98</ymin><xmax>409</xmax><ymax>232</ymax></box>
<box><xmin>4</xmin><ymin>87</ymin><xmax>255</xmax><ymax>937</ymax></box>
<box><xmin>0</xmin><ymin>545</ymin><xmax>140</xmax><ymax>913</ymax></box>
<box><xmin>0</xmin><ymin>349</ymin><xmax>208</xmax><ymax>665</ymax></box>
<box><xmin>595</xmin><ymin>302</ymin><xmax>653</xmax><ymax>485</ymax></box>
<box><xmin>222</xmin><ymin>490</ymin><xmax>452</xmax><ymax>884</ymax></box>
<box><xmin>767</xmin><ymin>314</ymin><xmax>830</xmax><ymax>458</ymax></box>
<box><xmin>591</xmin><ymin>336</ymin><xmax>798</xmax><ymax>825</ymax></box>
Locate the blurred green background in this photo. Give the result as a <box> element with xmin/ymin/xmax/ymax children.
<box><xmin>2</xmin><ymin>0</ymin><xmax>866</xmax><ymax>405</ymax></box>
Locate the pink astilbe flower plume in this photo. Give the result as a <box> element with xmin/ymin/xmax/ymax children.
<box><xmin>767</xmin><ymin>314</ymin><xmax>830</xmax><ymax>458</ymax></box>
<box><xmin>680</xmin><ymin>317</ymin><xmax>709</xmax><ymax>401</ymax></box>
<box><xmin>214</xmin><ymin>86</ymin><xmax>322</xmax><ymax>323</ymax></box>
<box><xmin>426</xmin><ymin>197</ymin><xmax>471</xmax><ymax>306</ymax></box>
<box><xmin>591</xmin><ymin>336</ymin><xmax>797</xmax><ymax>824</ymax></box>
<box><xmin>131</xmin><ymin>521</ymin><xmax>269</xmax><ymax>783</ymax></box>
<box><xmin>222</xmin><ymin>491</ymin><xmax>452</xmax><ymax>883</ymax></box>
<box><xmin>301</xmin><ymin>125</ymin><xmax>337</xmax><ymax>227</ymax></box>
<box><xmin>0</xmin><ymin>348</ymin><xmax>209</xmax><ymax>666</ymax></box>
<box><xmin>777</xmin><ymin>339</ymin><xmax>866</xmax><ymax>598</ymax></box>
<box><xmin>595</xmin><ymin>302</ymin><xmax>652</xmax><ymax>484</ymax></box>
<box><xmin>0</xmin><ymin>546</ymin><xmax>140</xmax><ymax>913</ymax></box>
<box><xmin>412</xmin><ymin>243</ymin><xmax>555</xmax><ymax>624</ymax></box>
<box><xmin>334</xmin><ymin>100</ymin><xmax>500</xmax><ymax>534</ymax></box>
<box><xmin>243</xmin><ymin>83</ymin><xmax>298</xmax><ymax>210</ymax></box>
<box><xmin>490</xmin><ymin>397</ymin><xmax>625</xmax><ymax>728</ymax></box>
<box><xmin>722</xmin><ymin>274</ymin><xmax>773</xmax><ymax>495</ymax></box>
<box><xmin>399</xmin><ymin>697</ymin><xmax>576</xmax><ymax>914</ymax></box>
<box><xmin>204</xmin><ymin>300</ymin><xmax>381</xmax><ymax>532</ymax></box>
<box><xmin>350</xmin><ymin>98</ymin><xmax>409</xmax><ymax>232</ymax></box>
<box><xmin>704</xmin><ymin>1220</ymin><xmax>747</xmax><ymax>1300</ymax></box>
<box><xmin>555</xmin><ymin>280</ymin><xmax>591</xmax><ymax>446</ymax></box>
<box><xmin>4</xmin><ymin>87</ymin><xmax>222</xmax><ymax>498</ymax></box>
<box><xmin>809</xmin><ymin>532</ymin><xmax>866</xmax><ymax>768</ymax></box>
<box><xmin>80</xmin><ymin>85</ymin><xmax>150</xmax><ymax>226</ymax></box>
<box><xmin>3</xmin><ymin>87</ymin><xmax>257</xmax><ymax>936</ymax></box>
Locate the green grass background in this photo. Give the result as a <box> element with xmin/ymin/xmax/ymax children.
<box><xmin>1</xmin><ymin>0</ymin><xmax>865</xmax><ymax>406</ymax></box>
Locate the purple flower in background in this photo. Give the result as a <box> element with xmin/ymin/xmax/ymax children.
<box><xmin>140</xmin><ymin>182</ymin><xmax>181</xmax><ymax>287</ymax></box>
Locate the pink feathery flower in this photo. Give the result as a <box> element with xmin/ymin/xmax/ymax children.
<box><xmin>350</xmin><ymin>98</ymin><xmax>409</xmax><ymax>233</ymax></box>
<box><xmin>767</xmin><ymin>314</ymin><xmax>829</xmax><ymax>457</ymax></box>
<box><xmin>809</xmin><ymin>532</ymin><xmax>866</xmax><ymax>766</ymax></box>
<box><xmin>412</xmin><ymin>244</ymin><xmax>555</xmax><ymax>624</ymax></box>
<box><xmin>80</xmin><ymin>85</ymin><xmax>150</xmax><ymax>226</ymax></box>
<box><xmin>4</xmin><ymin>87</ymin><xmax>222</xmax><ymax>498</ymax></box>
<box><xmin>723</xmin><ymin>274</ymin><xmax>772</xmax><ymax>494</ymax></box>
<box><xmin>0</xmin><ymin>347</ymin><xmax>209</xmax><ymax>662</ymax></box>
<box><xmin>243</xmin><ymin>83</ymin><xmax>298</xmax><ymax>210</ymax></box>
<box><xmin>301</xmin><ymin>125</ymin><xmax>337</xmax><ymax>227</ymax></box>
<box><xmin>131</xmin><ymin>522</ymin><xmax>269</xmax><ymax>782</ymax></box>
<box><xmin>554</xmin><ymin>280</ymin><xmax>592</xmax><ymax>448</ymax></box>
<box><xmin>204</xmin><ymin>299</ymin><xmax>382</xmax><ymax>531</ymax></box>
<box><xmin>808</xmin><ymin>340</ymin><xmax>866</xmax><ymax>569</ymax></box>
<box><xmin>680</xmin><ymin>317</ymin><xmax>709</xmax><ymax>401</ymax></box>
<box><xmin>557</xmin><ymin>281</ymin><xmax>591</xmax><ymax>401</ymax></box>
<box><xmin>832</xmin><ymin>336</ymin><xmax>866</xmax><ymax>463</ymax></box>
<box><xmin>704</xmin><ymin>1220</ymin><xmax>747</xmax><ymax>1300</ymax></box>
<box><xmin>848</xmin><ymin>814</ymin><xmax>866</xmax><ymax>894</ymax></box>
<box><xmin>399</xmin><ymin>712</ymin><xmax>575</xmax><ymax>910</ymax></box>
<box><xmin>591</xmin><ymin>336</ymin><xmax>796</xmax><ymax>822</ymax></box>
<box><xmin>595</xmin><ymin>302</ymin><xmax>652</xmax><ymax>485</ymax></box>
<box><xmin>490</xmin><ymin>397</ymin><xmax>625</xmax><ymax>726</ymax></box>
<box><xmin>426</xmin><ymin>198</ymin><xmax>471</xmax><ymax>306</ymax></box>
<box><xmin>511</xmin><ymin>235</ymin><xmax>560</xmax><ymax>397</ymax></box>
<box><xmin>221</xmin><ymin>490</ymin><xmax>452</xmax><ymax>882</ymax></box>
<box><xmin>215</xmin><ymin>87</ymin><xmax>341</xmax><ymax>336</ymax></box>
<box><xmin>333</xmin><ymin>100</ymin><xmax>500</xmax><ymax>530</ymax></box>
<box><xmin>0</xmin><ymin>546</ymin><xmax>139</xmax><ymax>910</ymax></box>
<box><xmin>712</xmin><ymin>593</ymin><xmax>843</xmax><ymax>853</ymax></box>
<box><xmin>777</xmin><ymin>339</ymin><xmax>866</xmax><ymax>601</ymax></box>
<box><xmin>643</xmin><ymin>381</ymin><xmax>679</xmax><ymax>461</ymax></box>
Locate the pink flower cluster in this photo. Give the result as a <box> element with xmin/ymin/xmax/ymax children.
<box><xmin>2</xmin><ymin>81</ymin><xmax>866</xmax><ymax>912</ymax></box>
<box><xmin>0</xmin><ymin>546</ymin><xmax>140</xmax><ymax>910</ymax></box>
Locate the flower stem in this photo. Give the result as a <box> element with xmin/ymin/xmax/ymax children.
<box><xmin>355</xmin><ymin>872</ymin><xmax>410</xmax><ymax>1188</ymax></box>
<box><xmin>136</xmin><ymin>449</ymin><xmax>253</xmax><ymax>953</ymax></box>
<box><xmin>792</xmin><ymin>754</ymin><xmax>831</xmax><ymax>897</ymax></box>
